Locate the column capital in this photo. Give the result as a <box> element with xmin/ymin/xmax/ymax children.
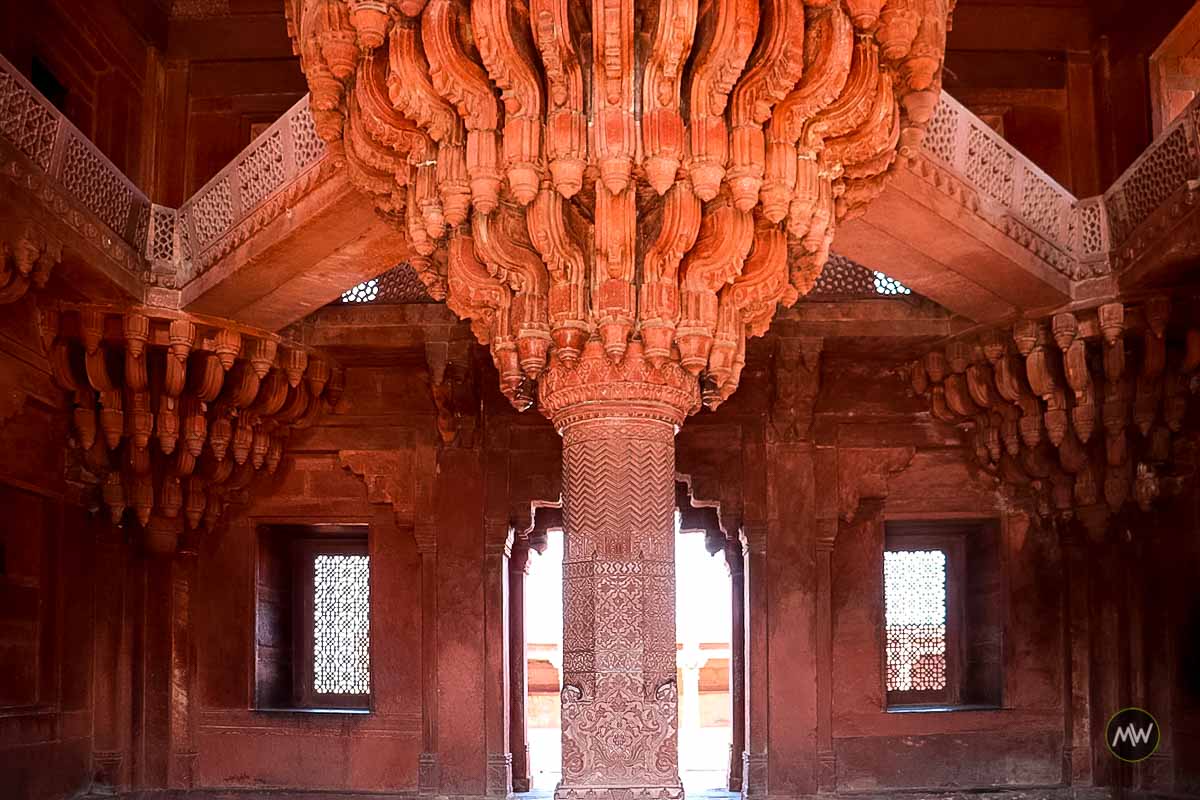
<box><xmin>740</xmin><ymin>520</ymin><xmax>768</xmax><ymax>556</ymax></box>
<box><xmin>414</xmin><ymin>522</ymin><xmax>437</xmax><ymax>555</ymax></box>
<box><xmin>509</xmin><ymin>538</ymin><xmax>533</xmax><ymax>573</ymax></box>
<box><xmin>538</xmin><ymin>342</ymin><xmax>700</xmax><ymax>431</ymax></box>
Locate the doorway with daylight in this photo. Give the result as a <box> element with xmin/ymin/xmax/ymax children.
<box><xmin>520</xmin><ymin>509</ymin><xmax>735</xmax><ymax>793</ymax></box>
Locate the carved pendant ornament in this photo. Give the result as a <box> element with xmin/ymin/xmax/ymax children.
<box><xmin>288</xmin><ymin>0</ymin><xmax>956</xmax><ymax>414</ymax></box>
<box><xmin>42</xmin><ymin>304</ymin><xmax>343</xmax><ymax>552</ymax></box>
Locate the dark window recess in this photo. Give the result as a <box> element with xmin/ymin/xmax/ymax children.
<box><xmin>255</xmin><ymin>524</ymin><xmax>371</xmax><ymax>711</ymax></box>
<box><xmin>31</xmin><ymin>58</ymin><xmax>68</xmax><ymax>113</ymax></box>
<box><xmin>883</xmin><ymin>519</ymin><xmax>1003</xmax><ymax>709</ymax></box>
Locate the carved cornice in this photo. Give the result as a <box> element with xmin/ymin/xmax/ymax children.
<box><xmin>175</xmin><ymin>152</ymin><xmax>344</xmax><ymax>286</ymax></box>
<box><xmin>905</xmin><ymin>152</ymin><xmax>1082</xmax><ymax>281</ymax></box>
<box><xmin>1</xmin><ymin>141</ymin><xmax>139</xmax><ymax>290</ymax></box>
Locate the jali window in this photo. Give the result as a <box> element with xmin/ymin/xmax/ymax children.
<box><xmin>883</xmin><ymin>531</ymin><xmax>965</xmax><ymax>707</ymax></box>
<box><xmin>312</xmin><ymin>554</ymin><xmax>371</xmax><ymax>696</ymax></box>
<box><xmin>294</xmin><ymin>537</ymin><xmax>371</xmax><ymax>709</ymax></box>
<box><xmin>253</xmin><ymin>525</ymin><xmax>371</xmax><ymax>712</ymax></box>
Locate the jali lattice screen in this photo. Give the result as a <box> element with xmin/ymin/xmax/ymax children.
<box><xmin>883</xmin><ymin>549</ymin><xmax>947</xmax><ymax>693</ymax></box>
<box><xmin>313</xmin><ymin>554</ymin><xmax>371</xmax><ymax>695</ymax></box>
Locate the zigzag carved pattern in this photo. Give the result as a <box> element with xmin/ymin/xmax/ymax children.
<box><xmin>562</xmin><ymin>418</ymin><xmax>676</xmax><ymax>563</ymax></box>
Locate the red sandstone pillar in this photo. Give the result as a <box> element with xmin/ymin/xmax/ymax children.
<box><xmin>134</xmin><ymin>539</ymin><xmax>169</xmax><ymax>787</ymax></box>
<box><xmin>417</xmin><ymin>520</ymin><xmax>440</xmax><ymax>796</ymax></box>
<box><xmin>484</xmin><ymin>520</ymin><xmax>513</xmax><ymax>797</ymax></box>
<box><xmin>92</xmin><ymin>519</ymin><xmax>132</xmax><ymax>790</ymax></box>
<box><xmin>167</xmin><ymin>533</ymin><xmax>198</xmax><ymax>788</ymax></box>
<box><xmin>725</xmin><ymin>540</ymin><xmax>745</xmax><ymax>793</ymax></box>
<box><xmin>1062</xmin><ymin>518</ymin><xmax>1095</xmax><ymax>786</ymax></box>
<box><xmin>509</xmin><ymin>539</ymin><xmax>532</xmax><ymax>793</ymax></box>
<box><xmin>539</xmin><ymin>344</ymin><xmax>696</xmax><ymax>800</ymax></box>
<box><xmin>815</xmin><ymin>520</ymin><xmax>836</xmax><ymax>793</ymax></box>
<box><xmin>741</xmin><ymin>521</ymin><xmax>768</xmax><ymax>799</ymax></box>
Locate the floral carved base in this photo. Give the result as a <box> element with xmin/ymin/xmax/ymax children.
<box><xmin>546</xmin><ymin>354</ymin><xmax>695</xmax><ymax>800</ymax></box>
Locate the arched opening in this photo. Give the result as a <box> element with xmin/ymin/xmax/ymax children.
<box><xmin>675</xmin><ymin>521</ymin><xmax>733</xmax><ymax>792</ymax></box>
<box><xmin>524</xmin><ymin>523</ymin><xmax>564</xmax><ymax>791</ymax></box>
<box><xmin>512</xmin><ymin>485</ymin><xmax>743</xmax><ymax>795</ymax></box>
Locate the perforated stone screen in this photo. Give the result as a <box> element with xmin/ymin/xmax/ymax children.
<box><xmin>336</xmin><ymin>256</ymin><xmax>915</xmax><ymax>307</ymax></box>
<box><xmin>808</xmin><ymin>254</ymin><xmax>913</xmax><ymax>298</ymax></box>
<box><xmin>883</xmin><ymin>549</ymin><xmax>947</xmax><ymax>693</ymax></box>
<box><xmin>313</xmin><ymin>554</ymin><xmax>371</xmax><ymax>696</ymax></box>
<box><xmin>339</xmin><ymin>263</ymin><xmax>436</xmax><ymax>304</ymax></box>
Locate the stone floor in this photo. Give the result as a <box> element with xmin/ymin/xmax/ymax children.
<box><xmin>517</xmin><ymin>792</ymin><xmax>738</xmax><ymax>800</ymax></box>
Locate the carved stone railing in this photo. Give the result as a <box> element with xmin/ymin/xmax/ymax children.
<box><xmin>919</xmin><ymin>91</ymin><xmax>1104</xmax><ymax>281</ymax></box>
<box><xmin>2</xmin><ymin>51</ymin><xmax>1198</xmax><ymax>313</ymax></box>
<box><xmin>164</xmin><ymin>94</ymin><xmax>330</xmax><ymax>284</ymax></box>
<box><xmin>0</xmin><ymin>52</ymin><xmax>151</xmax><ymax>280</ymax></box>
<box><xmin>918</xmin><ymin>90</ymin><xmax>1200</xmax><ymax>284</ymax></box>
<box><xmin>1103</xmin><ymin>96</ymin><xmax>1200</xmax><ymax>270</ymax></box>
<box><xmin>0</xmin><ymin>52</ymin><xmax>333</xmax><ymax>295</ymax></box>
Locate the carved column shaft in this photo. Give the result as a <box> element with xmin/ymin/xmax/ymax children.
<box><xmin>168</xmin><ymin>536</ymin><xmax>199</xmax><ymax>789</ymax></box>
<box><xmin>555</xmin><ymin>415</ymin><xmax>683</xmax><ymax>800</ymax></box>
<box><xmin>725</xmin><ymin>540</ymin><xmax>745</xmax><ymax>793</ymax></box>
<box><xmin>416</xmin><ymin>525</ymin><xmax>439</xmax><ymax>796</ymax></box>
<box><xmin>484</xmin><ymin>525</ymin><xmax>513</xmax><ymax>797</ymax></box>
<box><xmin>509</xmin><ymin>539</ymin><xmax>532</xmax><ymax>793</ymax></box>
<box><xmin>741</xmin><ymin>522</ymin><xmax>769</xmax><ymax>799</ymax></box>
<box><xmin>1062</xmin><ymin>525</ymin><xmax>1094</xmax><ymax>786</ymax></box>
<box><xmin>92</xmin><ymin>520</ymin><xmax>132</xmax><ymax>790</ymax></box>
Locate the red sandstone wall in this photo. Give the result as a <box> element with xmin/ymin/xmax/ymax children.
<box><xmin>189</xmin><ymin>363</ymin><xmax>428</xmax><ymax>792</ymax></box>
<box><xmin>0</xmin><ymin>297</ymin><xmax>99</xmax><ymax>800</ymax></box>
<box><xmin>2</xmin><ymin>318</ymin><xmax>1197</xmax><ymax>798</ymax></box>
<box><xmin>0</xmin><ymin>1</ymin><xmax>164</xmax><ymax>188</ymax></box>
<box><xmin>680</xmin><ymin>354</ymin><xmax>1069</xmax><ymax>794</ymax></box>
<box><xmin>160</xmin><ymin>4</ymin><xmax>306</xmax><ymax>203</ymax></box>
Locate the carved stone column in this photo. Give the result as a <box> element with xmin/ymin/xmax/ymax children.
<box><xmin>815</xmin><ymin>519</ymin><xmax>837</xmax><ymax>793</ymax></box>
<box><xmin>725</xmin><ymin>540</ymin><xmax>745</xmax><ymax>793</ymax></box>
<box><xmin>168</xmin><ymin>529</ymin><xmax>199</xmax><ymax>789</ymax></box>
<box><xmin>741</xmin><ymin>521</ymin><xmax>769</xmax><ymax>800</ymax></box>
<box><xmin>416</xmin><ymin>520</ymin><xmax>440</xmax><ymax>796</ymax></box>
<box><xmin>509</xmin><ymin>538</ymin><xmax>533</xmax><ymax>793</ymax></box>
<box><xmin>92</xmin><ymin>518</ymin><xmax>131</xmax><ymax>791</ymax></box>
<box><xmin>1061</xmin><ymin>517</ymin><xmax>1095</xmax><ymax>787</ymax></box>
<box><xmin>539</xmin><ymin>343</ymin><xmax>697</xmax><ymax>800</ymax></box>
<box><xmin>484</xmin><ymin>520</ymin><xmax>513</xmax><ymax>797</ymax></box>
